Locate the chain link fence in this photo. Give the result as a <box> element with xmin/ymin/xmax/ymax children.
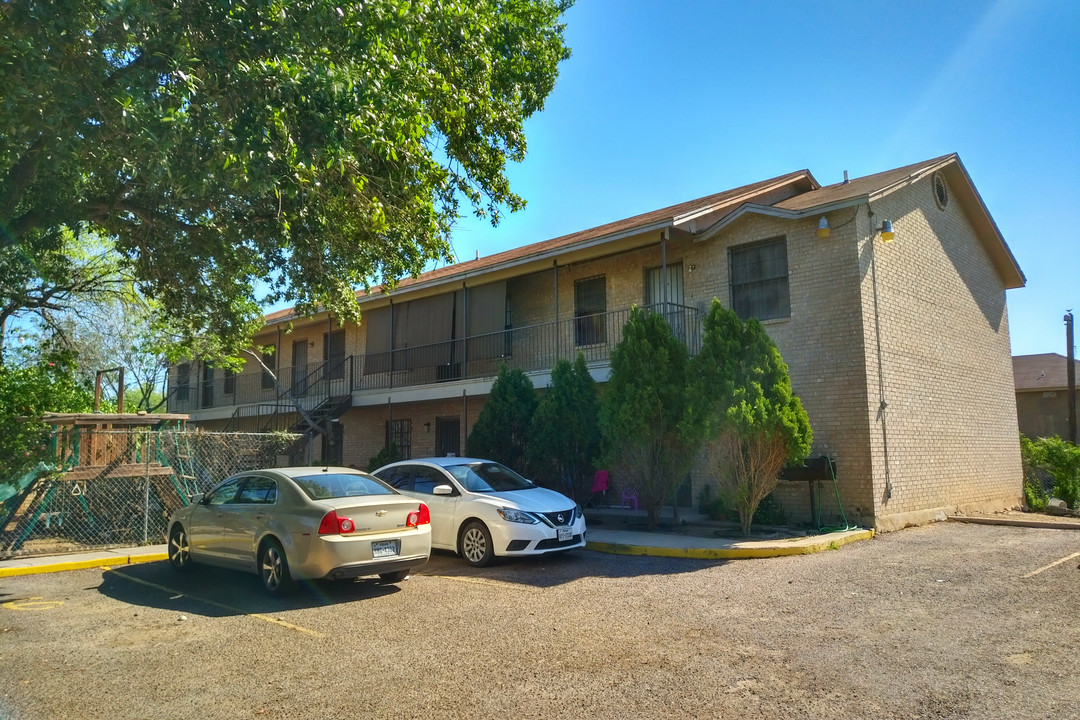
<box><xmin>0</xmin><ymin>429</ymin><xmax>298</xmax><ymax>559</ymax></box>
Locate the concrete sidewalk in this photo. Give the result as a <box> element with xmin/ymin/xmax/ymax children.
<box><xmin>0</xmin><ymin>544</ymin><xmax>168</xmax><ymax>577</ymax></box>
<box><xmin>0</xmin><ymin>526</ymin><xmax>876</xmax><ymax>578</ymax></box>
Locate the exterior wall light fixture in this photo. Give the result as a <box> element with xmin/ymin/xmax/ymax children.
<box><xmin>879</xmin><ymin>220</ymin><xmax>895</xmax><ymax>242</ymax></box>
<box><xmin>817</xmin><ymin>216</ymin><xmax>830</xmax><ymax>238</ymax></box>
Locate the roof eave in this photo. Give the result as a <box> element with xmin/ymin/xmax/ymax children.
<box><xmin>694</xmin><ymin>195</ymin><xmax>869</xmax><ymax>243</ymax></box>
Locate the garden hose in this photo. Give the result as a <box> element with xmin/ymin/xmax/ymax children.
<box><xmin>815</xmin><ymin>457</ymin><xmax>859</xmax><ymax>533</ymax></box>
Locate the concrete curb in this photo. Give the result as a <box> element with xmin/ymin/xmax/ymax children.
<box><xmin>586</xmin><ymin>528</ymin><xmax>874</xmax><ymax>560</ymax></box>
<box><xmin>947</xmin><ymin>516</ymin><xmax>1080</xmax><ymax>531</ymax></box>
<box><xmin>0</xmin><ymin>551</ymin><xmax>167</xmax><ymax>578</ymax></box>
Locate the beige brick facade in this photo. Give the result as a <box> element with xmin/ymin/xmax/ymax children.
<box><xmin>174</xmin><ymin>156</ymin><xmax>1024</xmax><ymax>532</ymax></box>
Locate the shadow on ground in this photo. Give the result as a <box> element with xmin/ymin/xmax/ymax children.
<box><xmin>95</xmin><ymin>560</ymin><xmax>402</xmax><ymax>618</ymax></box>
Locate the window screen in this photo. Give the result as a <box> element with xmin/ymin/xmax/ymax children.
<box><xmin>730</xmin><ymin>238</ymin><xmax>790</xmax><ymax>320</ymax></box>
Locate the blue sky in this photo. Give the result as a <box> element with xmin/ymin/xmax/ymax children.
<box><xmin>448</xmin><ymin>0</ymin><xmax>1080</xmax><ymax>357</ymax></box>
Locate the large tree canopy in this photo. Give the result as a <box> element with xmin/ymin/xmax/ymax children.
<box><xmin>1</xmin><ymin>0</ymin><xmax>572</xmax><ymax>355</ymax></box>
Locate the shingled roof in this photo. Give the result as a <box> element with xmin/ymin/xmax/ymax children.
<box><xmin>263</xmin><ymin>153</ymin><xmax>1024</xmax><ymax>325</ymax></box>
<box><xmin>1014</xmin><ymin>353</ymin><xmax>1080</xmax><ymax>392</ymax></box>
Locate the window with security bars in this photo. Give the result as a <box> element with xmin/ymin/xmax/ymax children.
<box><xmin>729</xmin><ymin>237</ymin><xmax>790</xmax><ymax>321</ymax></box>
<box><xmin>574</xmin><ymin>275</ymin><xmax>606</xmax><ymax>346</ymax></box>
<box><xmin>385</xmin><ymin>419</ymin><xmax>412</xmax><ymax>459</ymax></box>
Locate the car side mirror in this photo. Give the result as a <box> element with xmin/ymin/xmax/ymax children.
<box><xmin>191</xmin><ymin>493</ymin><xmax>207</xmax><ymax>505</ymax></box>
<box><xmin>432</xmin><ymin>484</ymin><xmax>454</xmax><ymax>496</ymax></box>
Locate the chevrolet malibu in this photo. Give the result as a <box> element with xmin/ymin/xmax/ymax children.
<box><xmin>166</xmin><ymin>467</ymin><xmax>431</xmax><ymax>594</ymax></box>
<box><xmin>372</xmin><ymin>458</ymin><xmax>586</xmax><ymax>567</ymax></box>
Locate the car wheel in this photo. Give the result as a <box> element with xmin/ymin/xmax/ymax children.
<box><xmin>378</xmin><ymin>570</ymin><xmax>410</xmax><ymax>583</ymax></box>
<box><xmin>259</xmin><ymin>539</ymin><xmax>294</xmax><ymax>595</ymax></box>
<box><xmin>459</xmin><ymin>521</ymin><xmax>494</xmax><ymax>567</ymax></box>
<box><xmin>168</xmin><ymin>524</ymin><xmax>192</xmax><ymax>572</ymax></box>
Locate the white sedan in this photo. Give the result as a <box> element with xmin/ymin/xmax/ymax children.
<box><xmin>372</xmin><ymin>458</ymin><xmax>587</xmax><ymax>567</ymax></box>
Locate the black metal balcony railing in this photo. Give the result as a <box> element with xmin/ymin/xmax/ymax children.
<box><xmin>168</xmin><ymin>303</ymin><xmax>701</xmax><ymax>414</ymax></box>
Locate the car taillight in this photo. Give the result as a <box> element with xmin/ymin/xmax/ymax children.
<box><xmin>318</xmin><ymin>510</ymin><xmax>356</xmax><ymax>535</ymax></box>
<box><xmin>406</xmin><ymin>503</ymin><xmax>431</xmax><ymax>528</ymax></box>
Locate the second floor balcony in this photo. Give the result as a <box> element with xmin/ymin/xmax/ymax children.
<box><xmin>168</xmin><ymin>302</ymin><xmax>702</xmax><ymax>415</ymax></box>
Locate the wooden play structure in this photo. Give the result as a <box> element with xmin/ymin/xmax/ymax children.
<box><xmin>0</xmin><ymin>412</ymin><xmax>192</xmax><ymax>556</ymax></box>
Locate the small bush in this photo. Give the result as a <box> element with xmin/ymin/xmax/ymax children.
<box><xmin>367</xmin><ymin>442</ymin><xmax>402</xmax><ymax>472</ymax></box>
<box><xmin>697</xmin><ymin>483</ymin><xmax>784</xmax><ymax>527</ymax></box>
<box><xmin>1023</xmin><ymin>479</ymin><xmax>1048</xmax><ymax>511</ymax></box>
<box><xmin>1020</xmin><ymin>434</ymin><xmax>1080</xmax><ymax>509</ymax></box>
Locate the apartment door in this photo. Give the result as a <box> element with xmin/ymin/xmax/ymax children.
<box><xmin>201</xmin><ymin>365</ymin><xmax>214</xmax><ymax>408</ymax></box>
<box><xmin>292</xmin><ymin>340</ymin><xmax>308</xmax><ymax>396</ymax></box>
<box><xmin>323</xmin><ymin>329</ymin><xmax>346</xmax><ymax>396</ymax></box>
<box><xmin>435</xmin><ymin>417</ymin><xmax>460</xmax><ymax>457</ymax></box>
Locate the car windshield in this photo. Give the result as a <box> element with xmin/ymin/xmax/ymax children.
<box><xmin>446</xmin><ymin>462</ymin><xmax>536</xmax><ymax>493</ymax></box>
<box><xmin>293</xmin><ymin>472</ymin><xmax>395</xmax><ymax>500</ymax></box>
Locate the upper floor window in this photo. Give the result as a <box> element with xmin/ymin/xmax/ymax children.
<box><xmin>574</xmin><ymin>275</ymin><xmax>607</xmax><ymax>346</ymax></box>
<box><xmin>730</xmin><ymin>237</ymin><xmax>790</xmax><ymax>321</ymax></box>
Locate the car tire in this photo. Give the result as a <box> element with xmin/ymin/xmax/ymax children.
<box><xmin>259</xmin><ymin>539</ymin><xmax>294</xmax><ymax>596</ymax></box>
<box><xmin>459</xmin><ymin>521</ymin><xmax>494</xmax><ymax>567</ymax></box>
<box><xmin>378</xmin><ymin>570</ymin><xmax>410</xmax><ymax>583</ymax></box>
<box><xmin>168</xmin><ymin>524</ymin><xmax>192</xmax><ymax>572</ymax></box>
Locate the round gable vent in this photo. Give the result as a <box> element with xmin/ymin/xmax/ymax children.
<box><xmin>933</xmin><ymin>171</ymin><xmax>949</xmax><ymax>210</ymax></box>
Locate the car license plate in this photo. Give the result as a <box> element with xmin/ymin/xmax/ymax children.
<box><xmin>557</xmin><ymin>527</ymin><xmax>572</xmax><ymax>542</ymax></box>
<box><xmin>372</xmin><ymin>540</ymin><xmax>400</xmax><ymax>558</ymax></box>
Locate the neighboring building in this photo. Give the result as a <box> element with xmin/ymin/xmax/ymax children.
<box><xmin>1013</xmin><ymin>353</ymin><xmax>1080</xmax><ymax>440</ymax></box>
<box><xmin>169</xmin><ymin>154</ymin><xmax>1026</xmax><ymax>532</ymax></box>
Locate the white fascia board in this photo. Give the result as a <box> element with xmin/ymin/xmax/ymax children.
<box><xmin>694</xmin><ymin>196</ymin><xmax>868</xmax><ymax>243</ymax></box>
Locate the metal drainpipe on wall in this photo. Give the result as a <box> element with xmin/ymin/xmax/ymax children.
<box><xmin>867</xmin><ymin>204</ymin><xmax>894</xmax><ymax>501</ymax></box>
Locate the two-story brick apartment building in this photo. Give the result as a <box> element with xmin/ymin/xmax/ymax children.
<box><xmin>169</xmin><ymin>154</ymin><xmax>1026</xmax><ymax>531</ymax></box>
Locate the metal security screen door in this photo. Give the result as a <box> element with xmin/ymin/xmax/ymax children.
<box><xmin>574</xmin><ymin>276</ymin><xmax>606</xmax><ymax>346</ymax></box>
<box><xmin>435</xmin><ymin>417</ymin><xmax>461</xmax><ymax>457</ymax></box>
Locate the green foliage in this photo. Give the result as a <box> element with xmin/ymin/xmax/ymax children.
<box><xmin>2</xmin><ymin>0</ymin><xmax>572</xmax><ymax>357</ymax></box>
<box><xmin>686</xmin><ymin>300</ymin><xmax>812</xmax><ymax>535</ymax></box>
<box><xmin>1020</xmin><ymin>434</ymin><xmax>1080</xmax><ymax>509</ymax></box>
<box><xmin>466</xmin><ymin>364</ymin><xmax>537</xmax><ymax>472</ymax></box>
<box><xmin>0</xmin><ymin>228</ymin><xmax>132</xmax><ymax>364</ymax></box>
<box><xmin>696</xmin><ymin>483</ymin><xmax>785</xmax><ymax>526</ymax></box>
<box><xmin>527</xmin><ymin>354</ymin><xmax>600</xmax><ymax>503</ymax></box>
<box><xmin>0</xmin><ymin>346</ymin><xmax>96</xmax><ymax>482</ymax></box>
<box><xmin>367</xmin><ymin>442</ymin><xmax>403</xmax><ymax>473</ymax></box>
<box><xmin>1023</xmin><ymin>479</ymin><xmax>1048</xmax><ymax>512</ymax></box>
<box><xmin>599</xmin><ymin>307</ymin><xmax>694</xmax><ymax>528</ymax></box>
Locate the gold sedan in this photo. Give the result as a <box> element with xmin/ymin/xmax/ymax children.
<box><xmin>166</xmin><ymin>467</ymin><xmax>431</xmax><ymax>595</ymax></box>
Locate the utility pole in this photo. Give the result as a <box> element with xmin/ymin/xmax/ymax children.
<box><xmin>1067</xmin><ymin>312</ymin><xmax>1077</xmax><ymax>445</ymax></box>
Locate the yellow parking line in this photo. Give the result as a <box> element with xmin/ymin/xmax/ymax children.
<box><xmin>1022</xmin><ymin>551</ymin><xmax>1080</xmax><ymax>579</ymax></box>
<box><xmin>104</xmin><ymin>567</ymin><xmax>326</xmax><ymax>638</ymax></box>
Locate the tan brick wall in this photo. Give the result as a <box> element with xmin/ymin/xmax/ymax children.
<box><xmin>690</xmin><ymin>210</ymin><xmax>876</xmax><ymax>527</ymax></box>
<box><xmin>860</xmin><ymin>174</ymin><xmax>1022</xmax><ymax>528</ymax></box>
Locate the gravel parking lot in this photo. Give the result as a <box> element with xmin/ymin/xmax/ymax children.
<box><xmin>1</xmin><ymin>521</ymin><xmax>1078</xmax><ymax>720</ymax></box>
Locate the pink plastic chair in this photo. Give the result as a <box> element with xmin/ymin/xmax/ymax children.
<box><xmin>587</xmin><ymin>470</ymin><xmax>609</xmax><ymax>508</ymax></box>
<box><xmin>621</xmin><ymin>487</ymin><xmax>638</xmax><ymax>511</ymax></box>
